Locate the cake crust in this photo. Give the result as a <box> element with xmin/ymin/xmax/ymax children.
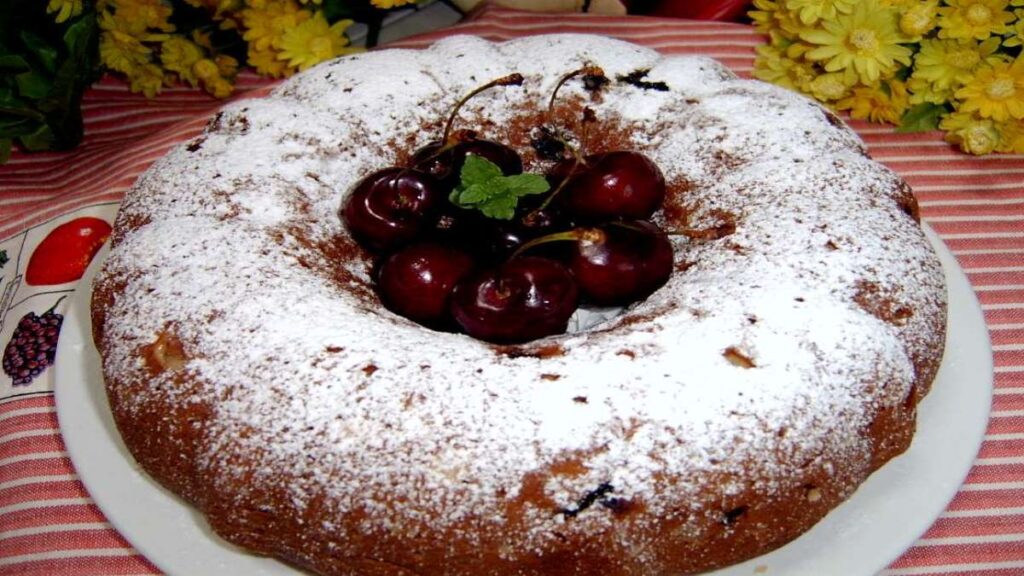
<box><xmin>91</xmin><ymin>34</ymin><xmax>946</xmax><ymax>575</ymax></box>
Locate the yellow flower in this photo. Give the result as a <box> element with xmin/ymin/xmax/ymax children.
<box><xmin>241</xmin><ymin>0</ymin><xmax>311</xmax><ymax>52</ymax></box>
<box><xmin>995</xmin><ymin>117</ymin><xmax>1024</xmax><ymax>152</ymax></box>
<box><xmin>1005</xmin><ymin>10</ymin><xmax>1024</xmax><ymax>47</ymax></box>
<box><xmin>750</xmin><ymin>0</ymin><xmax>804</xmax><ymax>38</ymax></box>
<box><xmin>215</xmin><ymin>54</ymin><xmax>239</xmax><ymax>78</ymax></box>
<box><xmin>107</xmin><ymin>0</ymin><xmax>176</xmax><ymax>35</ymax></box>
<box><xmin>836</xmin><ymin>80</ymin><xmax>910</xmax><ymax>123</ymax></box>
<box><xmin>807</xmin><ymin>72</ymin><xmax>855</xmax><ymax>101</ymax></box>
<box><xmin>99</xmin><ymin>13</ymin><xmax>153</xmax><ymax>74</ymax></box>
<box><xmin>937</xmin><ymin>0</ymin><xmax>1014</xmax><ymax>40</ymax></box>
<box><xmin>801</xmin><ymin>0</ymin><xmax>913</xmax><ymax>84</ymax></box>
<box><xmin>248</xmin><ymin>46</ymin><xmax>290</xmax><ymax>77</ymax></box>
<box><xmin>956</xmin><ymin>57</ymin><xmax>1024</xmax><ymax>120</ymax></box>
<box><xmin>47</xmin><ymin>0</ymin><xmax>83</xmax><ymax>22</ymax></box>
<box><xmin>910</xmin><ymin>37</ymin><xmax>1003</xmax><ymax>91</ymax></box>
<box><xmin>899</xmin><ymin>0</ymin><xmax>940</xmax><ymax>39</ymax></box>
<box><xmin>128</xmin><ymin>62</ymin><xmax>167</xmax><ymax>98</ymax></box>
<box><xmin>278</xmin><ymin>13</ymin><xmax>358</xmax><ymax>71</ymax></box>
<box><xmin>940</xmin><ymin>110</ymin><xmax>1001</xmax><ymax>153</ymax></box>
<box><xmin>160</xmin><ymin>36</ymin><xmax>206</xmax><ymax>84</ymax></box>
<box><xmin>371</xmin><ymin>0</ymin><xmax>415</xmax><ymax>8</ymax></box>
<box><xmin>784</xmin><ymin>0</ymin><xmax>856</xmax><ymax>25</ymax></box>
<box><xmin>908</xmin><ymin>75</ymin><xmax>954</xmax><ymax>103</ymax></box>
<box><xmin>752</xmin><ymin>44</ymin><xmax>816</xmax><ymax>92</ymax></box>
<box><xmin>193</xmin><ymin>58</ymin><xmax>234</xmax><ymax>98</ymax></box>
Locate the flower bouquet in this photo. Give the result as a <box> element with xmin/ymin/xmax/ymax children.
<box><xmin>751</xmin><ymin>0</ymin><xmax>1024</xmax><ymax>155</ymax></box>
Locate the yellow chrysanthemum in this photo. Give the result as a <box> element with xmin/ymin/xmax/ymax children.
<box><xmin>911</xmin><ymin>37</ymin><xmax>1003</xmax><ymax>91</ymax></box>
<box><xmin>99</xmin><ymin>13</ymin><xmax>154</xmax><ymax>74</ymax></box>
<box><xmin>940</xmin><ymin>110</ymin><xmax>1001</xmax><ymax>153</ymax></box>
<box><xmin>47</xmin><ymin>0</ymin><xmax>83</xmax><ymax>23</ymax></box>
<box><xmin>908</xmin><ymin>75</ymin><xmax>955</xmax><ymax>103</ymax></box>
<box><xmin>937</xmin><ymin>0</ymin><xmax>1014</xmax><ymax>40</ymax></box>
<box><xmin>241</xmin><ymin>0</ymin><xmax>311</xmax><ymax>52</ymax></box>
<box><xmin>801</xmin><ymin>0</ymin><xmax>913</xmax><ymax>84</ymax></box>
<box><xmin>752</xmin><ymin>44</ymin><xmax>817</xmax><ymax>92</ymax></box>
<box><xmin>371</xmin><ymin>0</ymin><xmax>415</xmax><ymax>8</ymax></box>
<box><xmin>956</xmin><ymin>57</ymin><xmax>1024</xmax><ymax>120</ymax></box>
<box><xmin>836</xmin><ymin>80</ymin><xmax>910</xmax><ymax>123</ymax></box>
<box><xmin>247</xmin><ymin>46</ymin><xmax>288</xmax><ymax>77</ymax></box>
<box><xmin>899</xmin><ymin>0</ymin><xmax>940</xmax><ymax>39</ymax></box>
<box><xmin>128</xmin><ymin>62</ymin><xmax>167</xmax><ymax>98</ymax></box>
<box><xmin>807</xmin><ymin>72</ymin><xmax>855</xmax><ymax>101</ymax></box>
<box><xmin>192</xmin><ymin>58</ymin><xmax>234</xmax><ymax>98</ymax></box>
<box><xmin>750</xmin><ymin>0</ymin><xmax>804</xmax><ymax>38</ymax></box>
<box><xmin>278</xmin><ymin>13</ymin><xmax>358</xmax><ymax>71</ymax></box>
<box><xmin>106</xmin><ymin>0</ymin><xmax>175</xmax><ymax>36</ymax></box>
<box><xmin>215</xmin><ymin>54</ymin><xmax>239</xmax><ymax>78</ymax></box>
<box><xmin>160</xmin><ymin>36</ymin><xmax>206</xmax><ymax>84</ymax></box>
<box><xmin>995</xmin><ymin>117</ymin><xmax>1024</xmax><ymax>152</ymax></box>
<box><xmin>1005</xmin><ymin>10</ymin><xmax>1024</xmax><ymax>47</ymax></box>
<box><xmin>784</xmin><ymin>0</ymin><xmax>856</xmax><ymax>25</ymax></box>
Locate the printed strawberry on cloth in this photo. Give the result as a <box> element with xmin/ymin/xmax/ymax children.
<box><xmin>2</xmin><ymin>7</ymin><xmax>1023</xmax><ymax>575</ymax></box>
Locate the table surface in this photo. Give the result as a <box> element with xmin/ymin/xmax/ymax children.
<box><xmin>1</xmin><ymin>7</ymin><xmax>1021</xmax><ymax>576</ymax></box>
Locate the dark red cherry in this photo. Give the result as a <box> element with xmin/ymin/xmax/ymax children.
<box><xmin>451</xmin><ymin>257</ymin><xmax>578</xmax><ymax>343</ymax></box>
<box><xmin>570</xmin><ymin>220</ymin><xmax>673</xmax><ymax>306</ymax></box>
<box><xmin>563</xmin><ymin>151</ymin><xmax>665</xmax><ymax>221</ymax></box>
<box><xmin>377</xmin><ymin>242</ymin><xmax>475</xmax><ymax>328</ymax></box>
<box><xmin>412</xmin><ymin>139</ymin><xmax>523</xmax><ymax>189</ymax></box>
<box><xmin>341</xmin><ymin>167</ymin><xmax>443</xmax><ymax>252</ymax></box>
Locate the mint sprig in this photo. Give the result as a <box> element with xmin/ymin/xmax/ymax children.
<box><xmin>449</xmin><ymin>155</ymin><xmax>550</xmax><ymax>220</ymax></box>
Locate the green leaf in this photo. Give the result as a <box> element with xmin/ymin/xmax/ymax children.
<box><xmin>897</xmin><ymin>103</ymin><xmax>947</xmax><ymax>133</ymax></box>
<box><xmin>450</xmin><ymin>156</ymin><xmax>551</xmax><ymax>220</ymax></box>
<box><xmin>0</xmin><ymin>141</ymin><xmax>9</xmax><ymax>165</ymax></box>
<box><xmin>461</xmin><ymin>154</ymin><xmax>503</xmax><ymax>186</ymax></box>
<box><xmin>16</xmin><ymin>71</ymin><xmax>51</xmax><ymax>99</ymax></box>
<box><xmin>503</xmin><ymin>173</ymin><xmax>550</xmax><ymax>195</ymax></box>
<box><xmin>0</xmin><ymin>55</ymin><xmax>29</xmax><ymax>72</ymax></box>
<box><xmin>18</xmin><ymin>123</ymin><xmax>54</xmax><ymax>151</ymax></box>
<box><xmin>0</xmin><ymin>117</ymin><xmax>41</xmax><ymax>138</ymax></box>
<box><xmin>20</xmin><ymin>30</ymin><xmax>58</xmax><ymax>74</ymax></box>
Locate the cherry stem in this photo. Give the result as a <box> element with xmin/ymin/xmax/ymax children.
<box><xmin>547</xmin><ymin>65</ymin><xmax>605</xmax><ymax>120</ymax></box>
<box><xmin>510</xmin><ymin>228</ymin><xmax>601</xmax><ymax>260</ymax></box>
<box><xmin>442</xmin><ymin>73</ymin><xmax>524</xmax><ymax>146</ymax></box>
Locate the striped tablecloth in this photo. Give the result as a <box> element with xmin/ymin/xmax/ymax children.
<box><xmin>1</xmin><ymin>7</ymin><xmax>1022</xmax><ymax>576</ymax></box>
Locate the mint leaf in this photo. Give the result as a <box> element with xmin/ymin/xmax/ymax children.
<box><xmin>450</xmin><ymin>156</ymin><xmax>550</xmax><ymax>220</ymax></box>
<box><xmin>503</xmin><ymin>174</ymin><xmax>550</xmax><ymax>195</ymax></box>
<box><xmin>461</xmin><ymin>154</ymin><xmax>502</xmax><ymax>185</ymax></box>
<box><xmin>897</xmin><ymin>103</ymin><xmax>947</xmax><ymax>133</ymax></box>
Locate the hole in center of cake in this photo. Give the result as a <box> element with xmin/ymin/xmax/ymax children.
<box><xmin>339</xmin><ymin>70</ymin><xmax>729</xmax><ymax>345</ymax></box>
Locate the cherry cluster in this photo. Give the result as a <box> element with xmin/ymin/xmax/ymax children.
<box><xmin>341</xmin><ymin>71</ymin><xmax>674</xmax><ymax>344</ymax></box>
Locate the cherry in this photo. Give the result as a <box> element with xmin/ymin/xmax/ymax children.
<box><xmin>410</xmin><ymin>73</ymin><xmax>525</xmax><ymax>189</ymax></box>
<box><xmin>562</xmin><ymin>151</ymin><xmax>665</xmax><ymax>221</ymax></box>
<box><xmin>451</xmin><ymin>257</ymin><xmax>578</xmax><ymax>343</ymax></box>
<box><xmin>412</xmin><ymin>138</ymin><xmax>523</xmax><ymax>189</ymax></box>
<box><xmin>570</xmin><ymin>220</ymin><xmax>673</xmax><ymax>306</ymax></box>
<box><xmin>341</xmin><ymin>167</ymin><xmax>443</xmax><ymax>252</ymax></box>
<box><xmin>377</xmin><ymin>242</ymin><xmax>475</xmax><ymax>328</ymax></box>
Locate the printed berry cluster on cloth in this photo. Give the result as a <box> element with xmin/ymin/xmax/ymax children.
<box><xmin>750</xmin><ymin>0</ymin><xmax>1024</xmax><ymax>155</ymax></box>
<box><xmin>0</xmin><ymin>208</ymin><xmax>114</xmax><ymax>399</ymax></box>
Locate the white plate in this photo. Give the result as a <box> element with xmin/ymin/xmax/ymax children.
<box><xmin>55</xmin><ymin>227</ymin><xmax>993</xmax><ymax>576</ymax></box>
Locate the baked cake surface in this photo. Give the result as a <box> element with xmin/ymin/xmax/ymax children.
<box><xmin>91</xmin><ymin>34</ymin><xmax>947</xmax><ymax>575</ymax></box>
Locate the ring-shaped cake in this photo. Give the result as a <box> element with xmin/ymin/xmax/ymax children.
<box><xmin>91</xmin><ymin>34</ymin><xmax>947</xmax><ymax>575</ymax></box>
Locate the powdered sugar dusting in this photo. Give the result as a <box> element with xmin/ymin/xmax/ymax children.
<box><xmin>94</xmin><ymin>34</ymin><xmax>946</xmax><ymax>565</ymax></box>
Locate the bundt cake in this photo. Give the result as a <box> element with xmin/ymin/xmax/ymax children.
<box><xmin>91</xmin><ymin>34</ymin><xmax>947</xmax><ymax>575</ymax></box>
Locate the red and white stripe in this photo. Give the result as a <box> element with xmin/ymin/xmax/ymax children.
<box><xmin>1</xmin><ymin>6</ymin><xmax>1022</xmax><ymax>575</ymax></box>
